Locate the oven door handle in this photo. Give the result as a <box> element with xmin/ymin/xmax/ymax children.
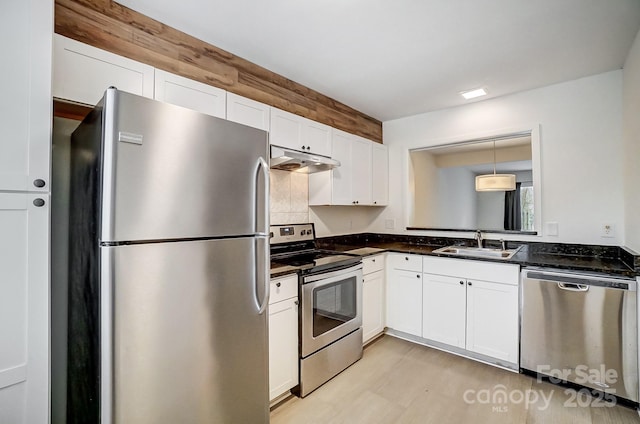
<box><xmin>303</xmin><ymin>263</ymin><xmax>363</xmax><ymax>284</ymax></box>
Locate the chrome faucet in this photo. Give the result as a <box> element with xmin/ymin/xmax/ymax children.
<box><xmin>474</xmin><ymin>230</ymin><xmax>483</xmax><ymax>248</ymax></box>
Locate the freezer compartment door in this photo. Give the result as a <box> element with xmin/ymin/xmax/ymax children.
<box><xmin>102</xmin><ymin>237</ymin><xmax>269</xmax><ymax>424</ymax></box>
<box><xmin>521</xmin><ymin>270</ymin><xmax>638</xmax><ymax>402</ymax></box>
<box><xmin>99</xmin><ymin>89</ymin><xmax>269</xmax><ymax>242</ymax></box>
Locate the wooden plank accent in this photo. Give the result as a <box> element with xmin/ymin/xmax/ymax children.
<box><xmin>53</xmin><ymin>98</ymin><xmax>92</xmax><ymax>121</ymax></box>
<box><xmin>54</xmin><ymin>0</ymin><xmax>383</xmax><ymax>143</ymax></box>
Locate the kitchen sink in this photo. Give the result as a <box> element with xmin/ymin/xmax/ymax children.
<box><xmin>433</xmin><ymin>245</ymin><xmax>522</xmax><ymax>260</ymax></box>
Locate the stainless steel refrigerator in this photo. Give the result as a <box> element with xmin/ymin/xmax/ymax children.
<box><xmin>67</xmin><ymin>89</ymin><xmax>270</xmax><ymax>423</ymax></box>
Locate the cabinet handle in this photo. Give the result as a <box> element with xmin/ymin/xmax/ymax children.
<box><xmin>405</xmin><ymin>257</ymin><xmax>409</xmax><ymax>261</ymax></box>
<box><xmin>459</xmin><ymin>280</ymin><xmax>464</xmax><ymax>285</ymax></box>
<box><xmin>416</xmin><ymin>274</ymin><xmax>420</xmax><ymax>278</ymax></box>
<box><xmin>372</xmin><ymin>259</ymin><xmax>375</xmax><ymax>262</ymax></box>
<box><xmin>468</xmin><ymin>282</ymin><xmax>472</xmax><ymax>286</ymax></box>
<box><xmin>276</xmin><ymin>282</ymin><xmax>281</xmax><ymax>288</ymax></box>
<box><xmin>33</xmin><ymin>179</ymin><xmax>46</xmax><ymax>188</ymax></box>
<box><xmin>294</xmin><ymin>300</ymin><xmax>299</xmax><ymax>306</ymax></box>
<box><xmin>374</xmin><ymin>201</ymin><xmax>377</xmax><ymax>204</ymax></box>
<box><xmin>33</xmin><ymin>198</ymin><xmax>45</xmax><ymax>207</ymax></box>
<box><xmin>302</xmin><ymin>145</ymin><xmax>307</xmax><ymax>150</ymax></box>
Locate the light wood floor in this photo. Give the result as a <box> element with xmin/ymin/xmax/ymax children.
<box><xmin>270</xmin><ymin>336</ymin><xmax>640</xmax><ymax>424</ymax></box>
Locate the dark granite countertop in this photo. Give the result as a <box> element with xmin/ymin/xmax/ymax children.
<box><xmin>316</xmin><ymin>234</ymin><xmax>639</xmax><ymax>278</ymax></box>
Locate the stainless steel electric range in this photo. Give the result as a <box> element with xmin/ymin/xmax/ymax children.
<box><xmin>270</xmin><ymin>223</ymin><xmax>363</xmax><ymax>397</ymax></box>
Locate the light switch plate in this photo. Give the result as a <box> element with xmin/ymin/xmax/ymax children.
<box><xmin>545</xmin><ymin>222</ymin><xmax>559</xmax><ymax>236</ymax></box>
<box><xmin>385</xmin><ymin>219</ymin><xmax>396</xmax><ymax>230</ymax></box>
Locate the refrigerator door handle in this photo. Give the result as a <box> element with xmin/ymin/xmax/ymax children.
<box><xmin>256</xmin><ymin>157</ymin><xmax>270</xmax><ymax>236</ymax></box>
<box><xmin>256</xmin><ymin>236</ymin><xmax>270</xmax><ymax>315</ymax></box>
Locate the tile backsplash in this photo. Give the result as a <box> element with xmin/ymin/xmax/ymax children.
<box><xmin>270</xmin><ymin>170</ymin><xmax>309</xmax><ymax>225</ymax></box>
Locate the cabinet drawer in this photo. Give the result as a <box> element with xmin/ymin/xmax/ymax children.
<box><xmin>387</xmin><ymin>253</ymin><xmax>422</xmax><ymax>272</ymax></box>
<box><xmin>270</xmin><ymin>274</ymin><xmax>298</xmax><ymax>304</ymax></box>
<box><xmin>423</xmin><ymin>256</ymin><xmax>519</xmax><ymax>286</ymax></box>
<box><xmin>363</xmin><ymin>254</ymin><xmax>384</xmax><ymax>275</ymax></box>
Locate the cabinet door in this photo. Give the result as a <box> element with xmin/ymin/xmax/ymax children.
<box><xmin>268</xmin><ymin>297</ymin><xmax>299</xmax><ymax>401</ymax></box>
<box><xmin>154</xmin><ymin>70</ymin><xmax>226</xmax><ymax>118</ymax></box>
<box><xmin>303</xmin><ymin>120</ymin><xmax>331</xmax><ymax>157</ymax></box>
<box><xmin>0</xmin><ymin>0</ymin><xmax>52</xmax><ymax>192</ymax></box>
<box><xmin>330</xmin><ymin>129</ymin><xmax>354</xmax><ymax>205</ymax></box>
<box><xmin>53</xmin><ymin>34</ymin><xmax>154</xmax><ymax>106</ymax></box>
<box><xmin>351</xmin><ymin>136</ymin><xmax>372</xmax><ymax>205</ymax></box>
<box><xmin>386</xmin><ymin>269</ymin><xmax>422</xmax><ymax>337</ymax></box>
<box><xmin>227</xmin><ymin>93</ymin><xmax>270</xmax><ymax>131</ymax></box>
<box><xmin>362</xmin><ymin>270</ymin><xmax>385</xmax><ymax>344</ymax></box>
<box><xmin>371</xmin><ymin>143</ymin><xmax>389</xmax><ymax>206</ymax></box>
<box><xmin>466</xmin><ymin>280</ymin><xmax>519</xmax><ymax>364</ymax></box>
<box><xmin>0</xmin><ymin>193</ymin><xmax>49</xmax><ymax>424</ymax></box>
<box><xmin>422</xmin><ymin>274</ymin><xmax>466</xmax><ymax>348</ymax></box>
<box><xmin>270</xmin><ymin>107</ymin><xmax>303</xmax><ymax>151</ymax></box>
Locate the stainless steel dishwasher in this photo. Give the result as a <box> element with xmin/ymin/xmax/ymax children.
<box><xmin>521</xmin><ymin>267</ymin><xmax>638</xmax><ymax>402</ymax></box>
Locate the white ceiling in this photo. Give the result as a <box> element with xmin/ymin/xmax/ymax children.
<box><xmin>117</xmin><ymin>0</ymin><xmax>640</xmax><ymax>122</ymax></box>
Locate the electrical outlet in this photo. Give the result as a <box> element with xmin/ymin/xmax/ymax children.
<box><xmin>545</xmin><ymin>222</ymin><xmax>559</xmax><ymax>237</ymax></box>
<box><xmin>385</xmin><ymin>219</ymin><xmax>396</xmax><ymax>230</ymax></box>
<box><xmin>601</xmin><ymin>223</ymin><xmax>615</xmax><ymax>238</ymax></box>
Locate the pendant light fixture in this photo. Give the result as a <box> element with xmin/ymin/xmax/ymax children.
<box><xmin>475</xmin><ymin>140</ymin><xmax>516</xmax><ymax>191</ymax></box>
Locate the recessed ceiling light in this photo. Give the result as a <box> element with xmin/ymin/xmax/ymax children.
<box><xmin>461</xmin><ymin>88</ymin><xmax>487</xmax><ymax>100</ymax></box>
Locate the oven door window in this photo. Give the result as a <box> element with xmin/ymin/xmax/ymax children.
<box><xmin>312</xmin><ymin>276</ymin><xmax>357</xmax><ymax>337</ymax></box>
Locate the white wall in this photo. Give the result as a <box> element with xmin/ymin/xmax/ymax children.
<box><xmin>623</xmin><ymin>30</ymin><xmax>640</xmax><ymax>252</ymax></box>
<box><xmin>376</xmin><ymin>70</ymin><xmax>625</xmax><ymax>245</ymax></box>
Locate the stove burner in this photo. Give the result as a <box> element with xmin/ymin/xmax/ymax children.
<box><xmin>270</xmin><ymin>224</ymin><xmax>361</xmax><ymax>276</ymax></box>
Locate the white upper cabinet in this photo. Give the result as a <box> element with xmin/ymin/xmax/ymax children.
<box><xmin>226</xmin><ymin>93</ymin><xmax>270</xmax><ymax>131</ymax></box>
<box><xmin>309</xmin><ymin>129</ymin><xmax>386</xmax><ymax>206</ymax></box>
<box><xmin>154</xmin><ymin>69</ymin><xmax>226</xmax><ymax>118</ymax></box>
<box><xmin>302</xmin><ymin>120</ymin><xmax>332</xmax><ymax>156</ymax></box>
<box><xmin>351</xmin><ymin>135</ymin><xmax>373</xmax><ymax>205</ymax></box>
<box><xmin>53</xmin><ymin>34</ymin><xmax>154</xmax><ymax>106</ymax></box>
<box><xmin>269</xmin><ymin>107</ymin><xmax>331</xmax><ymax>156</ymax></box>
<box><xmin>0</xmin><ymin>0</ymin><xmax>52</xmax><ymax>192</ymax></box>
<box><xmin>371</xmin><ymin>143</ymin><xmax>389</xmax><ymax>206</ymax></box>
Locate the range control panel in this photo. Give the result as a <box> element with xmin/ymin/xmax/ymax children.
<box><xmin>270</xmin><ymin>223</ymin><xmax>315</xmax><ymax>244</ymax></box>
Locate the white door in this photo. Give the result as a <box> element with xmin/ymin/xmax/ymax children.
<box><xmin>386</xmin><ymin>269</ymin><xmax>422</xmax><ymax>337</ymax></box>
<box><xmin>330</xmin><ymin>129</ymin><xmax>353</xmax><ymax>205</ymax></box>
<box><xmin>466</xmin><ymin>280</ymin><xmax>519</xmax><ymax>363</ymax></box>
<box><xmin>154</xmin><ymin>69</ymin><xmax>226</xmax><ymax>118</ymax></box>
<box><xmin>371</xmin><ymin>143</ymin><xmax>389</xmax><ymax>206</ymax></box>
<box><xmin>351</xmin><ymin>136</ymin><xmax>372</xmax><ymax>205</ymax></box>
<box><xmin>0</xmin><ymin>193</ymin><xmax>49</xmax><ymax>424</ymax></box>
<box><xmin>226</xmin><ymin>93</ymin><xmax>270</xmax><ymax>131</ymax></box>
<box><xmin>268</xmin><ymin>297</ymin><xmax>299</xmax><ymax>401</ymax></box>
<box><xmin>53</xmin><ymin>34</ymin><xmax>154</xmax><ymax>106</ymax></box>
<box><xmin>362</xmin><ymin>270</ymin><xmax>385</xmax><ymax>344</ymax></box>
<box><xmin>422</xmin><ymin>274</ymin><xmax>466</xmax><ymax>348</ymax></box>
<box><xmin>0</xmin><ymin>0</ymin><xmax>52</xmax><ymax>192</ymax></box>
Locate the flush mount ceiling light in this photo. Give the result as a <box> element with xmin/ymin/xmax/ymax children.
<box><xmin>475</xmin><ymin>140</ymin><xmax>516</xmax><ymax>191</ymax></box>
<box><xmin>461</xmin><ymin>88</ymin><xmax>487</xmax><ymax>100</ymax></box>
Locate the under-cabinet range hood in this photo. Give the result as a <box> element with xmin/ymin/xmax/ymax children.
<box><xmin>270</xmin><ymin>145</ymin><xmax>340</xmax><ymax>173</ymax></box>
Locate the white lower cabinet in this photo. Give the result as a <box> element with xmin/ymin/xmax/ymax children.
<box><xmin>422</xmin><ymin>274</ymin><xmax>466</xmax><ymax>348</ymax></box>
<box><xmin>466</xmin><ymin>279</ymin><xmax>519</xmax><ymax>363</ymax></box>
<box><xmin>0</xmin><ymin>193</ymin><xmax>49</xmax><ymax>424</ymax></box>
<box><xmin>268</xmin><ymin>274</ymin><xmax>299</xmax><ymax>402</ymax></box>
<box><xmin>422</xmin><ymin>256</ymin><xmax>520</xmax><ymax>365</ymax></box>
<box><xmin>386</xmin><ymin>254</ymin><xmax>423</xmax><ymax>337</ymax></box>
<box><xmin>362</xmin><ymin>254</ymin><xmax>385</xmax><ymax>344</ymax></box>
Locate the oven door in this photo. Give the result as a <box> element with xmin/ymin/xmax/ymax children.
<box><xmin>301</xmin><ymin>263</ymin><xmax>363</xmax><ymax>358</ymax></box>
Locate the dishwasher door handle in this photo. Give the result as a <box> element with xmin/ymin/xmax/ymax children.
<box><xmin>557</xmin><ymin>282</ymin><xmax>589</xmax><ymax>292</ymax></box>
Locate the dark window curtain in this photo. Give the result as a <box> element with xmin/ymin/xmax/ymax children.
<box><xmin>504</xmin><ymin>182</ymin><xmax>522</xmax><ymax>230</ymax></box>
